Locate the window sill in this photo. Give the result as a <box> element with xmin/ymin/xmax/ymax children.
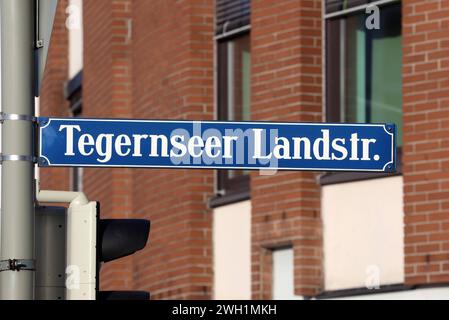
<box><xmin>312</xmin><ymin>283</ymin><xmax>449</xmax><ymax>300</ymax></box>
<box><xmin>319</xmin><ymin>169</ymin><xmax>402</xmax><ymax>186</ymax></box>
<box><xmin>320</xmin><ymin>148</ymin><xmax>402</xmax><ymax>186</ymax></box>
<box><xmin>209</xmin><ymin>190</ymin><xmax>250</xmax><ymax>209</ymax></box>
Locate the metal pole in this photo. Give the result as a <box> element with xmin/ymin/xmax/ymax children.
<box><xmin>0</xmin><ymin>0</ymin><xmax>36</xmax><ymax>299</ymax></box>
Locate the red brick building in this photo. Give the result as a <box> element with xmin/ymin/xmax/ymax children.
<box><xmin>39</xmin><ymin>0</ymin><xmax>449</xmax><ymax>299</ymax></box>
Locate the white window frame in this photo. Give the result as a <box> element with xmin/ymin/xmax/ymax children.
<box><xmin>324</xmin><ymin>0</ymin><xmax>400</xmax><ymax>19</ymax></box>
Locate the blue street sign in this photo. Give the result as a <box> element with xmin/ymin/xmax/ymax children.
<box><xmin>38</xmin><ymin>118</ymin><xmax>396</xmax><ymax>172</ymax></box>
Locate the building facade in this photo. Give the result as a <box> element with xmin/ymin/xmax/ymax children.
<box><xmin>38</xmin><ymin>0</ymin><xmax>449</xmax><ymax>299</ymax></box>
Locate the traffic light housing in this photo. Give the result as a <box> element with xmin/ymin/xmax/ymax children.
<box><xmin>35</xmin><ymin>206</ymin><xmax>67</xmax><ymax>300</ymax></box>
<box><xmin>65</xmin><ymin>201</ymin><xmax>97</xmax><ymax>299</ymax></box>
<box><xmin>35</xmin><ymin>191</ymin><xmax>150</xmax><ymax>300</ymax></box>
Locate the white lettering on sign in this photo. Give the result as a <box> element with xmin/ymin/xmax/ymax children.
<box><xmin>59</xmin><ymin>125</ymin><xmax>81</xmax><ymax>156</ymax></box>
<box><xmin>58</xmin><ymin>125</ymin><xmax>380</xmax><ymax>165</ymax></box>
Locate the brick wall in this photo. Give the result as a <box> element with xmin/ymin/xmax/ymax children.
<box><xmin>76</xmin><ymin>0</ymin><xmax>215</xmax><ymax>298</ymax></box>
<box><xmin>83</xmin><ymin>0</ymin><xmax>137</xmax><ymax>291</ymax></box>
<box><xmin>403</xmin><ymin>0</ymin><xmax>449</xmax><ymax>284</ymax></box>
<box><xmin>250</xmin><ymin>0</ymin><xmax>323</xmax><ymax>298</ymax></box>
<box><xmin>130</xmin><ymin>0</ymin><xmax>214</xmax><ymax>299</ymax></box>
<box><xmin>39</xmin><ymin>0</ymin><xmax>70</xmax><ymax>191</ymax></box>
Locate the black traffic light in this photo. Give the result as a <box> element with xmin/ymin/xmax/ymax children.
<box><xmin>96</xmin><ymin>203</ymin><xmax>151</xmax><ymax>300</ymax></box>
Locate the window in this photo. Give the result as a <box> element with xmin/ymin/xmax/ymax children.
<box><xmin>217</xmin><ymin>34</ymin><xmax>251</xmax><ymax>197</ymax></box>
<box><xmin>326</xmin><ymin>0</ymin><xmax>385</xmax><ymax>14</ymax></box>
<box><xmin>66</xmin><ymin>71</ymin><xmax>83</xmax><ymax>117</ymax></box>
<box><xmin>214</xmin><ymin>0</ymin><xmax>251</xmax><ymax>201</ymax></box>
<box><xmin>323</xmin><ymin>0</ymin><xmax>402</xmax><ymax>184</ymax></box>
<box><xmin>272</xmin><ymin>248</ymin><xmax>303</xmax><ymax>300</ymax></box>
<box><xmin>217</xmin><ymin>35</ymin><xmax>251</xmax><ymax>124</ymax></box>
<box><xmin>65</xmin><ymin>71</ymin><xmax>83</xmax><ymax>191</ymax></box>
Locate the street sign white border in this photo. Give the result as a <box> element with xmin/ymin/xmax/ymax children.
<box><xmin>39</xmin><ymin>118</ymin><xmax>396</xmax><ymax>172</ymax></box>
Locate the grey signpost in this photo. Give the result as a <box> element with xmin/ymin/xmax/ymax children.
<box><xmin>0</xmin><ymin>0</ymin><xmax>57</xmax><ymax>299</ymax></box>
<box><xmin>0</xmin><ymin>0</ymin><xmax>36</xmax><ymax>299</ymax></box>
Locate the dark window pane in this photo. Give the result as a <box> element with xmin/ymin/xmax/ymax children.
<box><xmin>326</xmin><ymin>19</ymin><xmax>342</xmax><ymax>122</ymax></box>
<box><xmin>326</xmin><ymin>4</ymin><xmax>403</xmax><ymax>146</ymax></box>
<box><xmin>229</xmin><ymin>35</ymin><xmax>251</xmax><ymax>122</ymax></box>
<box><xmin>370</xmin><ymin>5</ymin><xmax>402</xmax><ymax>146</ymax></box>
<box><xmin>217</xmin><ymin>34</ymin><xmax>251</xmax><ymax>122</ymax></box>
<box><xmin>217</xmin><ymin>34</ymin><xmax>251</xmax><ymax>194</ymax></box>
